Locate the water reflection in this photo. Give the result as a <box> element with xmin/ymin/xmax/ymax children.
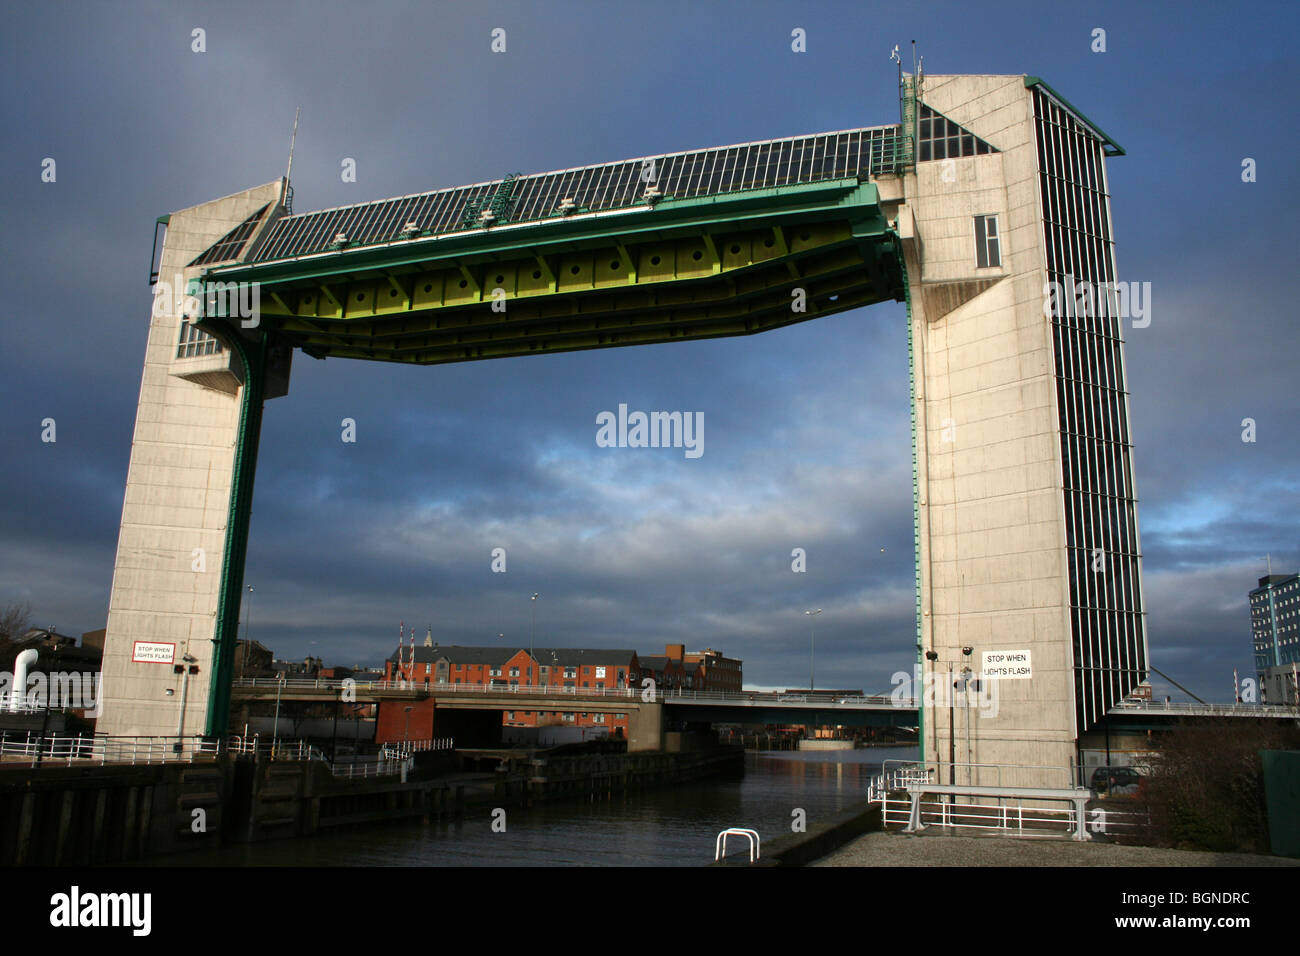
<box><xmin>164</xmin><ymin>746</ymin><xmax>918</xmax><ymax>867</ymax></box>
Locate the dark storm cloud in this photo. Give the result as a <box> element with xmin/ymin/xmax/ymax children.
<box><xmin>1</xmin><ymin>1</ymin><xmax>1297</xmax><ymax>699</ymax></box>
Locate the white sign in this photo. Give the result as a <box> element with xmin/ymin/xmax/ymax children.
<box><xmin>132</xmin><ymin>641</ymin><xmax>176</xmax><ymax>664</ymax></box>
<box><xmin>981</xmin><ymin>649</ymin><xmax>1032</xmax><ymax>680</ymax></box>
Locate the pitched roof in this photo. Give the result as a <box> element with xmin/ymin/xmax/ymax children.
<box><xmin>532</xmin><ymin>648</ymin><xmax>637</xmax><ymax>667</ymax></box>
<box><xmin>388</xmin><ymin>644</ymin><xmax>523</xmax><ymax>666</ymax></box>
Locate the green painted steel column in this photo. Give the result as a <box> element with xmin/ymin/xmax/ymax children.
<box><xmin>195</xmin><ymin>318</ymin><xmax>269</xmax><ymax>738</ymax></box>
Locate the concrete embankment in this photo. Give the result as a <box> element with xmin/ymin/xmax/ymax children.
<box><xmin>812</xmin><ymin>831</ymin><xmax>1300</xmax><ymax>867</ymax></box>
<box><xmin>710</xmin><ymin>805</ymin><xmax>883</xmax><ymax>867</ymax></box>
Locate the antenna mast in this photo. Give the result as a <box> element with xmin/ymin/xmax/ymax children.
<box><xmin>284</xmin><ymin>107</ymin><xmax>300</xmax><ymax>213</ymax></box>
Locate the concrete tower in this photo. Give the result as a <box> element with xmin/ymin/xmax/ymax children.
<box><xmin>890</xmin><ymin>75</ymin><xmax>1147</xmax><ymax>785</ymax></box>
<box><xmin>97</xmin><ymin>181</ymin><xmax>290</xmax><ymax>739</ymax></box>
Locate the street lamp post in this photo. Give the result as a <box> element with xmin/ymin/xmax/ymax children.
<box><xmin>241</xmin><ymin>585</ymin><xmax>254</xmax><ymax>678</ymax></box>
<box><xmin>530</xmin><ymin>593</ymin><xmax>539</xmax><ymax>658</ymax></box>
<box><xmin>272</xmin><ymin>674</ymin><xmax>284</xmax><ymax>754</ymax></box>
<box><xmin>948</xmin><ymin>662</ymin><xmax>956</xmax><ymax>786</ymax></box>
<box><xmin>947</xmin><ymin>646</ymin><xmax>973</xmax><ymax>785</ymax></box>
<box><xmin>804</xmin><ymin>609</ymin><xmax>822</xmax><ymax>693</ymax></box>
<box><xmin>331</xmin><ymin>687</ymin><xmax>341</xmax><ymax>763</ymax></box>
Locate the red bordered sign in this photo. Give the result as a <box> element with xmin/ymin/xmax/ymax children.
<box><xmin>132</xmin><ymin>641</ymin><xmax>176</xmax><ymax>664</ymax></box>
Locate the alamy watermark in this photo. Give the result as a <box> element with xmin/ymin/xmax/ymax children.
<box><xmin>596</xmin><ymin>403</ymin><xmax>703</xmax><ymax>459</ymax></box>
<box><xmin>1043</xmin><ymin>275</ymin><xmax>1150</xmax><ymax>329</ymax></box>
<box><xmin>153</xmin><ymin>273</ymin><xmax>260</xmax><ymax>328</ymax></box>
<box><xmin>891</xmin><ymin>666</ymin><xmax>999</xmax><ymax>718</ymax></box>
<box><xmin>0</xmin><ymin>669</ymin><xmax>101</xmax><ymax>714</ymax></box>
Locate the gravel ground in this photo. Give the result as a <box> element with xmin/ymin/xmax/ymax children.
<box><xmin>812</xmin><ymin>831</ymin><xmax>1299</xmax><ymax>867</ymax></box>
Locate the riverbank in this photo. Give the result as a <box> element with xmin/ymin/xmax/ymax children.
<box><xmin>812</xmin><ymin>831</ymin><xmax>1300</xmax><ymax>866</ymax></box>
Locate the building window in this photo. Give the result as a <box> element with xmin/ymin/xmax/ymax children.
<box><xmin>176</xmin><ymin>319</ymin><xmax>222</xmax><ymax>359</ymax></box>
<box><xmin>509</xmin><ymin>666</ymin><xmax>519</xmax><ymax>677</ymax></box>
<box><xmin>974</xmin><ymin>215</ymin><xmax>1000</xmax><ymax>268</ymax></box>
<box><xmin>917</xmin><ymin>103</ymin><xmax>997</xmax><ymax>163</ymax></box>
<box><xmin>564</xmin><ymin>667</ymin><xmax>577</xmax><ymax>679</ymax></box>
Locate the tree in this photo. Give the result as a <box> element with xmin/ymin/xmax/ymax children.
<box><xmin>0</xmin><ymin>601</ymin><xmax>33</xmax><ymax>668</ymax></box>
<box><xmin>0</xmin><ymin>601</ymin><xmax>32</xmax><ymax>643</ymax></box>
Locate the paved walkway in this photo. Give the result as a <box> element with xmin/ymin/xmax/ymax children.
<box><xmin>812</xmin><ymin>831</ymin><xmax>1299</xmax><ymax>867</ymax></box>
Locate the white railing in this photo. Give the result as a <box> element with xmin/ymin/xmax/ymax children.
<box><xmin>0</xmin><ymin>693</ymin><xmax>45</xmax><ymax>715</ymax></box>
<box><xmin>867</xmin><ymin>761</ymin><xmax>934</xmax><ymax>803</ymax></box>
<box><xmin>380</xmin><ymin>738</ymin><xmax>453</xmax><ymax>759</ymax></box>
<box><xmin>884</xmin><ymin>790</ymin><xmax>1150</xmax><ymax>839</ymax></box>
<box><xmin>0</xmin><ymin>732</ymin><xmax>444</xmax><ymax>770</ymax></box>
<box><xmin>868</xmin><ymin>760</ymin><xmax>1085</xmax><ymax>805</ymax></box>
<box><xmin>1107</xmin><ymin>699</ymin><xmax>1300</xmax><ymax>716</ymax></box>
<box><xmin>232</xmin><ymin>678</ymin><xmax>916</xmax><ymax>709</ymax></box>
<box><xmin>332</xmin><ymin>757</ymin><xmax>407</xmax><ymax>779</ymax></box>
<box><xmin>0</xmin><ymin>733</ymin><xmax>223</xmax><ymax>767</ymax></box>
<box><xmin>715</xmin><ymin>828</ymin><xmax>761</xmax><ymax>862</ymax></box>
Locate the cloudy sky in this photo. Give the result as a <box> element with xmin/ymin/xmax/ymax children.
<box><xmin>1</xmin><ymin>0</ymin><xmax>1296</xmax><ymax>701</ymax></box>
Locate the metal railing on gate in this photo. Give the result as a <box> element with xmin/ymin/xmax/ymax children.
<box><xmin>867</xmin><ymin>759</ymin><xmax>1151</xmax><ymax>839</ymax></box>
<box><xmin>0</xmin><ymin>732</ymin><xmax>456</xmax><ymax>771</ymax></box>
<box><xmin>0</xmin><ymin>732</ymin><xmax>223</xmax><ymax>767</ymax></box>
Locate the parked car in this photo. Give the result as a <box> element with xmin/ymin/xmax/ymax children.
<box><xmin>1090</xmin><ymin>766</ymin><xmax>1143</xmax><ymax>798</ymax></box>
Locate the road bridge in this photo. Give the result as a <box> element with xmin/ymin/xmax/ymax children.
<box><xmin>232</xmin><ymin>678</ymin><xmax>922</xmax><ymax>749</ymax></box>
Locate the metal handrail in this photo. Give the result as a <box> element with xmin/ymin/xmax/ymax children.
<box><xmin>715</xmin><ymin>828</ymin><xmax>761</xmax><ymax>863</ymax></box>
<box><xmin>0</xmin><ymin>731</ymin><xmax>459</xmax><ymax>771</ymax></box>
<box><xmin>883</xmin><ymin>793</ymin><xmax>1149</xmax><ymax>836</ymax></box>
<box><xmin>231</xmin><ymin>678</ymin><xmax>917</xmax><ymax>708</ymax></box>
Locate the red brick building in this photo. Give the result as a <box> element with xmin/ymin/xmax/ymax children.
<box><xmin>682</xmin><ymin>647</ymin><xmax>743</xmax><ymax>693</ymax></box>
<box><xmin>382</xmin><ymin>644</ymin><xmax>639</xmax><ymax>739</ymax></box>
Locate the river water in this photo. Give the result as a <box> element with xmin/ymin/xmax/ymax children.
<box><xmin>171</xmin><ymin>746</ymin><xmax>918</xmax><ymax>866</ymax></box>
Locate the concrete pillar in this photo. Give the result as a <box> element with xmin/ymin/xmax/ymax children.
<box><xmin>626</xmin><ymin>702</ymin><xmax>664</xmax><ymax>752</ymax></box>
<box><xmin>14</xmin><ymin>793</ymin><xmax>35</xmax><ymax>865</ymax></box>
<box><xmin>54</xmin><ymin>790</ymin><xmax>75</xmax><ymax>864</ymax></box>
